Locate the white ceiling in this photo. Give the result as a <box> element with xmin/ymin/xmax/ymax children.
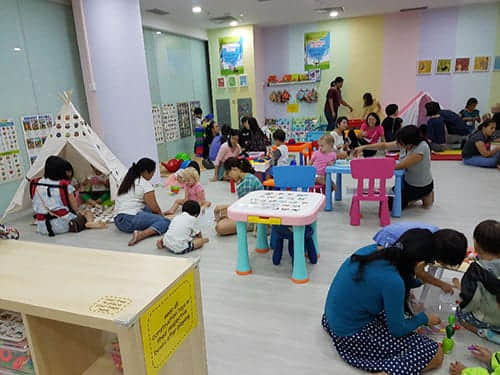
<box><xmin>140</xmin><ymin>0</ymin><xmax>498</xmax><ymax>29</ymax></box>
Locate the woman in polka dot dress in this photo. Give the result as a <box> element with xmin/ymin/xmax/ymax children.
<box><xmin>322</xmin><ymin>229</ymin><xmax>444</xmax><ymax>374</ymax></box>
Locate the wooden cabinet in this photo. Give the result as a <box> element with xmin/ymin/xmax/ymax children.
<box><xmin>0</xmin><ymin>241</ymin><xmax>207</xmax><ymax>375</ymax></box>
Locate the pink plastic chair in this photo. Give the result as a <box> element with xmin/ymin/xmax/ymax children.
<box><xmin>349</xmin><ymin>158</ymin><xmax>395</xmax><ymax>227</ymax></box>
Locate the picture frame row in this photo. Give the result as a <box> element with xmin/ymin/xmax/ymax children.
<box><xmin>216</xmin><ymin>74</ymin><xmax>248</xmax><ymax>89</ymax></box>
<box><xmin>417</xmin><ymin>56</ymin><xmax>500</xmax><ymax>75</ymax></box>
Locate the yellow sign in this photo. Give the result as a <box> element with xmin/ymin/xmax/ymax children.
<box><xmin>140</xmin><ymin>270</ymin><xmax>198</xmax><ymax>375</ymax></box>
<box><xmin>287</xmin><ymin>103</ymin><xmax>299</xmax><ymax>113</ymax></box>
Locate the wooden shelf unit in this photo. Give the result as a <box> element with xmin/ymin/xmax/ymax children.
<box><xmin>0</xmin><ymin>241</ymin><xmax>207</xmax><ymax>375</ymax></box>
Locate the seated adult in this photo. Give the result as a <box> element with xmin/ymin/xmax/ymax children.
<box><xmin>426</xmin><ymin>102</ymin><xmax>468</xmax><ymax>145</ymax></box>
<box><xmin>211</xmin><ymin>128</ymin><xmax>241</xmax><ymax>182</ymax></box>
<box><xmin>322</xmin><ymin>229</ymin><xmax>443</xmax><ymax>374</ymax></box>
<box><xmin>114</xmin><ymin>158</ymin><xmax>170</xmax><ymax>246</ymax></box>
<box><xmin>247</xmin><ymin>117</ymin><xmax>268</xmax><ymax>152</ymax></box>
<box><xmin>462</xmin><ymin>119</ymin><xmax>500</xmax><ymax>168</ymax></box>
<box><xmin>32</xmin><ymin>156</ymin><xmax>103</xmax><ymax>236</ymax></box>
<box><xmin>202</xmin><ymin>121</ymin><xmax>220</xmax><ymax>169</ymax></box>
<box><xmin>424</xmin><ymin>102</ymin><xmax>447</xmax><ymax>151</ymax></box>
<box><xmin>355</xmin><ymin>125</ymin><xmax>434</xmax><ymax>209</ymax></box>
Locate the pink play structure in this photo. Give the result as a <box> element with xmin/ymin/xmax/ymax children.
<box><xmin>399</xmin><ymin>91</ymin><xmax>436</xmax><ymax>126</ymax></box>
<box><xmin>349</xmin><ymin>158</ymin><xmax>395</xmax><ymax>227</ymax></box>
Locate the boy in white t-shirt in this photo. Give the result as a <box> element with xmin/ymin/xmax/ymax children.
<box><xmin>156</xmin><ymin>200</ymin><xmax>209</xmax><ymax>254</ymax></box>
<box><xmin>271</xmin><ymin>129</ymin><xmax>289</xmax><ymax>166</ymax></box>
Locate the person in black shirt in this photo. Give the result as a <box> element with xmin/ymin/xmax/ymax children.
<box><xmin>239</xmin><ymin>117</ymin><xmax>251</xmax><ymax>151</ymax></box>
<box><xmin>462</xmin><ymin>120</ymin><xmax>500</xmax><ymax>168</ymax></box>
<box><xmin>381</xmin><ymin>104</ymin><xmax>402</xmax><ymax>142</ymax></box>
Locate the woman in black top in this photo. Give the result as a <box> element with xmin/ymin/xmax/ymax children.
<box><xmin>462</xmin><ymin>120</ymin><xmax>500</xmax><ymax>168</ymax></box>
<box><xmin>239</xmin><ymin>117</ymin><xmax>251</xmax><ymax>151</ymax></box>
<box><xmin>247</xmin><ymin>117</ymin><xmax>268</xmax><ymax>152</ymax></box>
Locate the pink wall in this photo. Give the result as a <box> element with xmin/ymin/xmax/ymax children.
<box><xmin>381</xmin><ymin>12</ymin><xmax>420</xmax><ymax>109</ymax></box>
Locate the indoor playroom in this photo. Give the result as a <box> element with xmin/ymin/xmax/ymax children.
<box><xmin>1</xmin><ymin>1</ymin><xmax>500</xmax><ymax>375</ymax></box>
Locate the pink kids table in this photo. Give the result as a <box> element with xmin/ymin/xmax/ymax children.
<box><xmin>227</xmin><ymin>190</ymin><xmax>325</xmax><ymax>284</ymax></box>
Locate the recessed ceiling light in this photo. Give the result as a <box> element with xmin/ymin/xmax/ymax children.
<box><xmin>155</xmin><ymin>31</ymin><xmax>162</xmax><ymax>35</ymax></box>
<box><xmin>192</xmin><ymin>6</ymin><xmax>202</xmax><ymax>14</ymax></box>
<box><xmin>230</xmin><ymin>20</ymin><xmax>238</xmax><ymax>26</ymax></box>
<box><xmin>329</xmin><ymin>10</ymin><xmax>339</xmax><ymax>17</ymax></box>
<box><xmin>13</xmin><ymin>47</ymin><xmax>22</xmax><ymax>52</ymax></box>
<box><xmin>239</xmin><ymin>13</ymin><xmax>244</xmax><ymax>17</ymax></box>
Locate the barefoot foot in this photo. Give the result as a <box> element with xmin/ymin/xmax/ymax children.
<box><xmin>156</xmin><ymin>239</ymin><xmax>164</xmax><ymax>249</ymax></box>
<box><xmin>128</xmin><ymin>231</ymin><xmax>140</xmax><ymax>246</ymax></box>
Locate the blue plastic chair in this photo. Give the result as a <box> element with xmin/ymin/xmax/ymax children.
<box><xmin>272</xmin><ymin>166</ymin><xmax>316</xmax><ymax>191</ymax></box>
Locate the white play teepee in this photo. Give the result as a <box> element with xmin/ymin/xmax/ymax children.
<box><xmin>399</xmin><ymin>91</ymin><xmax>436</xmax><ymax>126</ymax></box>
<box><xmin>4</xmin><ymin>91</ymin><xmax>127</xmax><ymax>217</ymax></box>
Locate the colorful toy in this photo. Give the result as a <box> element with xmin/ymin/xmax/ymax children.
<box><xmin>164</xmin><ymin>159</ymin><xmax>181</xmax><ymax>173</ymax></box>
<box><xmin>442</xmin><ymin>314</ymin><xmax>458</xmax><ymax>354</ymax></box>
<box><xmin>179</xmin><ymin>160</ymin><xmax>191</xmax><ymax>169</ymax></box>
<box><xmin>170</xmin><ymin>185</ymin><xmax>180</xmax><ymax>195</ymax></box>
<box><xmin>175</xmin><ymin>152</ymin><xmax>190</xmax><ymax>161</ymax></box>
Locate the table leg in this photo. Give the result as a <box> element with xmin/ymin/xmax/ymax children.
<box><xmin>392</xmin><ymin>174</ymin><xmax>402</xmax><ymax>218</ymax></box>
<box><xmin>291</xmin><ymin>226</ymin><xmax>309</xmax><ymax>284</ymax></box>
<box><xmin>311</xmin><ymin>221</ymin><xmax>320</xmax><ymax>259</ymax></box>
<box><xmin>299</xmin><ymin>153</ymin><xmax>304</xmax><ymax>166</ymax></box>
<box><xmin>325</xmin><ymin>171</ymin><xmax>332</xmax><ymax>211</ymax></box>
<box><xmin>255</xmin><ymin>224</ymin><xmax>269</xmax><ymax>253</ymax></box>
<box><xmin>335</xmin><ymin>173</ymin><xmax>342</xmax><ymax>201</ymax></box>
<box><xmin>235</xmin><ymin>221</ymin><xmax>251</xmax><ymax>275</ymax></box>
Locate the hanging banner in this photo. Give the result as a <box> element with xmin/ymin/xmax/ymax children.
<box><xmin>304</xmin><ymin>31</ymin><xmax>331</xmax><ymax>71</ymax></box>
<box><xmin>219</xmin><ymin>36</ymin><xmax>244</xmax><ymax>76</ymax></box>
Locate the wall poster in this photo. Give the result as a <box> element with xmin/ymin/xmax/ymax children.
<box><xmin>219</xmin><ymin>36</ymin><xmax>244</xmax><ymax>76</ymax></box>
<box><xmin>304</xmin><ymin>31</ymin><xmax>331</xmax><ymax>71</ymax></box>
<box><xmin>21</xmin><ymin>114</ymin><xmax>53</xmax><ymax>164</ymax></box>
<box><xmin>0</xmin><ymin>119</ymin><xmax>23</xmax><ymax>184</ymax></box>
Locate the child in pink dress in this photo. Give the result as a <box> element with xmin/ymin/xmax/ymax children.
<box><xmin>165</xmin><ymin>167</ymin><xmax>211</xmax><ymax>214</ymax></box>
<box><xmin>309</xmin><ymin>134</ymin><xmax>344</xmax><ymax>186</ymax></box>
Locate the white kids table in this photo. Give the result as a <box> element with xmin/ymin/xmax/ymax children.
<box><xmin>227</xmin><ymin>190</ymin><xmax>325</xmax><ymax>284</ymax></box>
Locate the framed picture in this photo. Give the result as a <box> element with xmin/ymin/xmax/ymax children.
<box><xmin>454</xmin><ymin>57</ymin><xmax>470</xmax><ymax>73</ymax></box>
<box><xmin>239</xmin><ymin>74</ymin><xmax>248</xmax><ymax>87</ymax></box>
<box><xmin>227</xmin><ymin>75</ymin><xmax>238</xmax><ymax>88</ymax></box>
<box><xmin>436</xmin><ymin>59</ymin><xmax>452</xmax><ymax>74</ymax></box>
<box><xmin>417</xmin><ymin>60</ymin><xmax>432</xmax><ymax>75</ymax></box>
<box><xmin>473</xmin><ymin>56</ymin><xmax>490</xmax><ymax>72</ymax></box>
<box><xmin>217</xmin><ymin>77</ymin><xmax>226</xmax><ymax>89</ymax></box>
<box><xmin>494</xmin><ymin>56</ymin><xmax>500</xmax><ymax>71</ymax></box>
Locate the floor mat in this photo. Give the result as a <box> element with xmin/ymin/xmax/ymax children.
<box><xmin>431</xmin><ymin>150</ymin><xmax>462</xmax><ymax>161</ymax></box>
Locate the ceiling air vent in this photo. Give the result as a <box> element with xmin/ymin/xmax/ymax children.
<box><xmin>314</xmin><ymin>6</ymin><xmax>344</xmax><ymax>15</ymax></box>
<box><xmin>209</xmin><ymin>15</ymin><xmax>239</xmax><ymax>24</ymax></box>
<box><xmin>147</xmin><ymin>8</ymin><xmax>169</xmax><ymax>16</ymax></box>
<box><xmin>257</xmin><ymin>0</ymin><xmax>273</xmax><ymax>2</ymax></box>
<box><xmin>400</xmin><ymin>6</ymin><xmax>428</xmax><ymax>12</ymax></box>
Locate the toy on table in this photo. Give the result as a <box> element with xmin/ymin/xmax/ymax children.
<box><xmin>170</xmin><ymin>185</ymin><xmax>180</xmax><ymax>196</ymax></box>
<box><xmin>179</xmin><ymin>160</ymin><xmax>191</xmax><ymax>169</ymax></box>
<box><xmin>442</xmin><ymin>314</ymin><xmax>459</xmax><ymax>354</ymax></box>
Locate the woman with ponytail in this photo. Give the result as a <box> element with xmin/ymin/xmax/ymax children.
<box><xmin>214</xmin><ymin>157</ymin><xmax>263</xmax><ymax>236</ymax></box>
<box><xmin>322</xmin><ymin>229</ymin><xmax>444</xmax><ymax>374</ymax></box>
<box><xmin>114</xmin><ymin>158</ymin><xmax>170</xmax><ymax>246</ymax></box>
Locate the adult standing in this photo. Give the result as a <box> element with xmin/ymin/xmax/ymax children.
<box><xmin>355</xmin><ymin>125</ymin><xmax>434</xmax><ymax>209</ymax></box>
<box><xmin>324</xmin><ymin>77</ymin><xmax>353</xmax><ymax>131</ymax></box>
<box><xmin>114</xmin><ymin>158</ymin><xmax>170</xmax><ymax>246</ymax></box>
<box><xmin>322</xmin><ymin>229</ymin><xmax>443</xmax><ymax>374</ymax></box>
<box><xmin>462</xmin><ymin>120</ymin><xmax>500</xmax><ymax>168</ymax></box>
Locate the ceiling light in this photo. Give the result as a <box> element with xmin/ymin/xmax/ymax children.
<box><xmin>13</xmin><ymin>47</ymin><xmax>22</xmax><ymax>52</ymax></box>
<box><xmin>155</xmin><ymin>31</ymin><xmax>162</xmax><ymax>35</ymax></box>
<box><xmin>230</xmin><ymin>20</ymin><xmax>238</xmax><ymax>27</ymax></box>
<box><xmin>192</xmin><ymin>6</ymin><xmax>202</xmax><ymax>14</ymax></box>
<box><xmin>240</xmin><ymin>13</ymin><xmax>244</xmax><ymax>17</ymax></box>
<box><xmin>329</xmin><ymin>10</ymin><xmax>339</xmax><ymax>17</ymax></box>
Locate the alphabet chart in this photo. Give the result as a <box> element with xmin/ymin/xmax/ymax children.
<box><xmin>0</xmin><ymin>120</ymin><xmax>24</xmax><ymax>184</ymax></box>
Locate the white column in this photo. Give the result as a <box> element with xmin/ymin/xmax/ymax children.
<box><xmin>71</xmin><ymin>0</ymin><xmax>157</xmax><ymax>170</ymax></box>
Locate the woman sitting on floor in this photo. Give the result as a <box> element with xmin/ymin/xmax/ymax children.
<box><xmin>355</xmin><ymin>125</ymin><xmax>434</xmax><ymax>210</ymax></box>
<box><xmin>322</xmin><ymin>229</ymin><xmax>444</xmax><ymax>374</ymax></box>
<box><xmin>462</xmin><ymin>119</ymin><xmax>500</xmax><ymax>168</ymax></box>
<box><xmin>114</xmin><ymin>158</ymin><xmax>170</xmax><ymax>246</ymax></box>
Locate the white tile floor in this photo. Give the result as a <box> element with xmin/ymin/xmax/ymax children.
<box><xmin>7</xmin><ymin>161</ymin><xmax>500</xmax><ymax>374</ymax></box>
